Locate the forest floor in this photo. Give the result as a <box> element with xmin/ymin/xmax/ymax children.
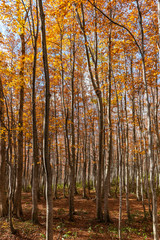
<box><xmin>0</xmin><ymin>189</ymin><xmax>157</xmax><ymax>240</ymax></box>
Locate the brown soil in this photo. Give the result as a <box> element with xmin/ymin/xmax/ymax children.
<box><xmin>0</xmin><ymin>190</ymin><xmax>155</xmax><ymax>239</ymax></box>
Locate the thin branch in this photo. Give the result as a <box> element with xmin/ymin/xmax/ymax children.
<box><xmin>87</xmin><ymin>0</ymin><xmax>143</xmax><ymax>56</ymax></box>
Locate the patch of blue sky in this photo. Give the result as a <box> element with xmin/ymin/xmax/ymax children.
<box><xmin>0</xmin><ymin>20</ymin><xmax>6</xmax><ymax>36</ymax></box>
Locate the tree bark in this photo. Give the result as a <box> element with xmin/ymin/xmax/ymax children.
<box><xmin>104</xmin><ymin>19</ymin><xmax>112</xmax><ymax>223</ymax></box>
<box><xmin>0</xmin><ymin>77</ymin><xmax>8</xmax><ymax>217</ymax></box>
<box><xmin>13</xmin><ymin>32</ymin><xmax>25</xmax><ymax>219</ymax></box>
<box><xmin>38</xmin><ymin>0</ymin><xmax>53</xmax><ymax>239</ymax></box>
<box><xmin>69</xmin><ymin>24</ymin><xmax>76</xmax><ymax>219</ymax></box>
<box><xmin>81</xmin><ymin>76</ymin><xmax>88</xmax><ymax>199</ymax></box>
<box><xmin>53</xmin><ymin>90</ymin><xmax>59</xmax><ymax>199</ymax></box>
<box><xmin>31</xmin><ymin>1</ymin><xmax>39</xmax><ymax>223</ymax></box>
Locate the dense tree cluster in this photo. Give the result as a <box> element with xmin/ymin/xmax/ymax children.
<box><xmin>0</xmin><ymin>0</ymin><xmax>159</xmax><ymax>239</ymax></box>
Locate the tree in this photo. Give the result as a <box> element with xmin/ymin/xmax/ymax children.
<box><xmin>0</xmin><ymin>0</ymin><xmax>159</xmax><ymax>238</ymax></box>
<box><xmin>0</xmin><ymin>76</ymin><xmax>8</xmax><ymax>217</ymax></box>
<box><xmin>75</xmin><ymin>2</ymin><xmax>104</xmax><ymax>221</ymax></box>
<box><xmin>13</xmin><ymin>25</ymin><xmax>25</xmax><ymax>219</ymax></box>
<box><xmin>38</xmin><ymin>0</ymin><xmax>53</xmax><ymax>239</ymax></box>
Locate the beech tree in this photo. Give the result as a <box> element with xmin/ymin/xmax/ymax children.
<box><xmin>0</xmin><ymin>0</ymin><xmax>159</xmax><ymax>239</ymax></box>
<box><xmin>38</xmin><ymin>0</ymin><xmax>53</xmax><ymax>239</ymax></box>
<box><xmin>0</xmin><ymin>76</ymin><xmax>8</xmax><ymax>217</ymax></box>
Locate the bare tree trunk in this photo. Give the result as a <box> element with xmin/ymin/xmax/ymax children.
<box><xmin>113</xmin><ymin>74</ymin><xmax>122</xmax><ymax>240</ymax></box>
<box><xmin>31</xmin><ymin>1</ymin><xmax>39</xmax><ymax>223</ymax></box>
<box><xmin>92</xmin><ymin>119</ymin><xmax>97</xmax><ymax>190</ymax></box>
<box><xmin>12</xmin><ymin>110</ymin><xmax>17</xmax><ymax>198</ymax></box>
<box><xmin>130</xmin><ymin>57</ymin><xmax>140</xmax><ymax>200</ymax></box>
<box><xmin>87</xmin><ymin>135</ymin><xmax>91</xmax><ymax>194</ymax></box>
<box><xmin>139</xmin><ymin>141</ymin><xmax>146</xmax><ymax>218</ymax></box>
<box><xmin>69</xmin><ymin>23</ymin><xmax>76</xmax><ymax>219</ymax></box>
<box><xmin>58</xmin><ymin>32</ymin><xmax>69</xmax><ymax>199</ymax></box>
<box><xmin>38</xmin><ymin>0</ymin><xmax>53</xmax><ymax>239</ymax></box>
<box><xmin>75</xmin><ymin>99</ymin><xmax>80</xmax><ymax>195</ymax></box>
<box><xmin>7</xmin><ymin>128</ymin><xmax>16</xmax><ymax>234</ymax></box>
<box><xmin>81</xmin><ymin>76</ymin><xmax>88</xmax><ymax>199</ymax></box>
<box><xmin>104</xmin><ymin>19</ymin><xmax>112</xmax><ymax>223</ymax></box>
<box><xmin>0</xmin><ymin>77</ymin><xmax>8</xmax><ymax>217</ymax></box>
<box><xmin>53</xmin><ymin>90</ymin><xmax>59</xmax><ymax>199</ymax></box>
<box><xmin>13</xmin><ymin>31</ymin><xmax>25</xmax><ymax>219</ymax></box>
<box><xmin>124</xmin><ymin>52</ymin><xmax>130</xmax><ymax>220</ymax></box>
<box><xmin>65</xmin><ymin>109</ymin><xmax>74</xmax><ymax>220</ymax></box>
<box><xmin>0</xmin><ymin>77</ymin><xmax>16</xmax><ymax>233</ymax></box>
<box><xmin>23</xmin><ymin>136</ymin><xmax>27</xmax><ymax>190</ymax></box>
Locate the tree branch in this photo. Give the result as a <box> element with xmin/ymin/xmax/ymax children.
<box><xmin>87</xmin><ymin>0</ymin><xmax>143</xmax><ymax>56</ymax></box>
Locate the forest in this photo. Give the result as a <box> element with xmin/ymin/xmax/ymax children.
<box><xmin>0</xmin><ymin>0</ymin><xmax>160</xmax><ymax>239</ymax></box>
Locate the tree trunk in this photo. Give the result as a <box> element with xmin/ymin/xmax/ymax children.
<box><xmin>124</xmin><ymin>69</ymin><xmax>130</xmax><ymax>220</ymax></box>
<box><xmin>104</xmin><ymin>20</ymin><xmax>112</xmax><ymax>223</ymax></box>
<box><xmin>81</xmin><ymin>75</ymin><xmax>88</xmax><ymax>199</ymax></box>
<box><xmin>0</xmin><ymin>77</ymin><xmax>8</xmax><ymax>217</ymax></box>
<box><xmin>13</xmin><ymin>32</ymin><xmax>25</xmax><ymax>219</ymax></box>
<box><xmin>8</xmin><ymin>128</ymin><xmax>16</xmax><ymax>234</ymax></box>
<box><xmin>31</xmin><ymin>7</ymin><xmax>39</xmax><ymax>223</ymax></box>
<box><xmin>69</xmin><ymin>25</ymin><xmax>76</xmax><ymax>219</ymax></box>
<box><xmin>113</xmin><ymin>73</ymin><xmax>122</xmax><ymax>240</ymax></box>
<box><xmin>54</xmin><ymin>90</ymin><xmax>59</xmax><ymax>199</ymax></box>
<box><xmin>38</xmin><ymin>0</ymin><xmax>53</xmax><ymax>239</ymax></box>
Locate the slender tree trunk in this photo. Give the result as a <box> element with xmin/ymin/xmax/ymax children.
<box><xmin>0</xmin><ymin>77</ymin><xmax>8</xmax><ymax>217</ymax></box>
<box><xmin>12</xmin><ymin>110</ymin><xmax>17</xmax><ymax>198</ymax></box>
<box><xmin>87</xmin><ymin>135</ymin><xmax>91</xmax><ymax>194</ymax></box>
<box><xmin>69</xmin><ymin>24</ymin><xmax>76</xmax><ymax>219</ymax></box>
<box><xmin>130</xmin><ymin>57</ymin><xmax>140</xmax><ymax>200</ymax></box>
<box><xmin>118</xmin><ymin>127</ymin><xmax>122</xmax><ymax>240</ymax></box>
<box><xmin>81</xmin><ymin>76</ymin><xmax>88</xmax><ymax>199</ymax></box>
<box><xmin>38</xmin><ymin>0</ymin><xmax>53</xmax><ymax>239</ymax></box>
<box><xmin>113</xmin><ymin>72</ymin><xmax>122</xmax><ymax>240</ymax></box>
<box><xmin>54</xmin><ymin>90</ymin><xmax>59</xmax><ymax>199</ymax></box>
<box><xmin>82</xmin><ymin>136</ymin><xmax>87</xmax><ymax>198</ymax></box>
<box><xmin>13</xmin><ymin>32</ymin><xmax>25</xmax><ymax>219</ymax></box>
<box><xmin>75</xmin><ymin>99</ymin><xmax>80</xmax><ymax>195</ymax></box>
<box><xmin>92</xmin><ymin>119</ymin><xmax>97</xmax><ymax>190</ymax></box>
<box><xmin>123</xmin><ymin>51</ymin><xmax>130</xmax><ymax>220</ymax></box>
<box><xmin>32</xmin><ymin>4</ymin><xmax>39</xmax><ymax>223</ymax></box>
<box><xmin>7</xmin><ymin>128</ymin><xmax>16</xmax><ymax>234</ymax></box>
<box><xmin>23</xmin><ymin>136</ymin><xmax>27</xmax><ymax>190</ymax></box>
<box><xmin>104</xmin><ymin>20</ymin><xmax>112</xmax><ymax>223</ymax></box>
<box><xmin>139</xmin><ymin>140</ymin><xmax>146</xmax><ymax>218</ymax></box>
<box><xmin>59</xmin><ymin>31</ymin><xmax>69</xmax><ymax>199</ymax></box>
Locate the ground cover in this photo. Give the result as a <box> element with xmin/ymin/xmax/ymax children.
<box><xmin>0</xmin><ymin>190</ymin><xmax>155</xmax><ymax>239</ymax></box>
